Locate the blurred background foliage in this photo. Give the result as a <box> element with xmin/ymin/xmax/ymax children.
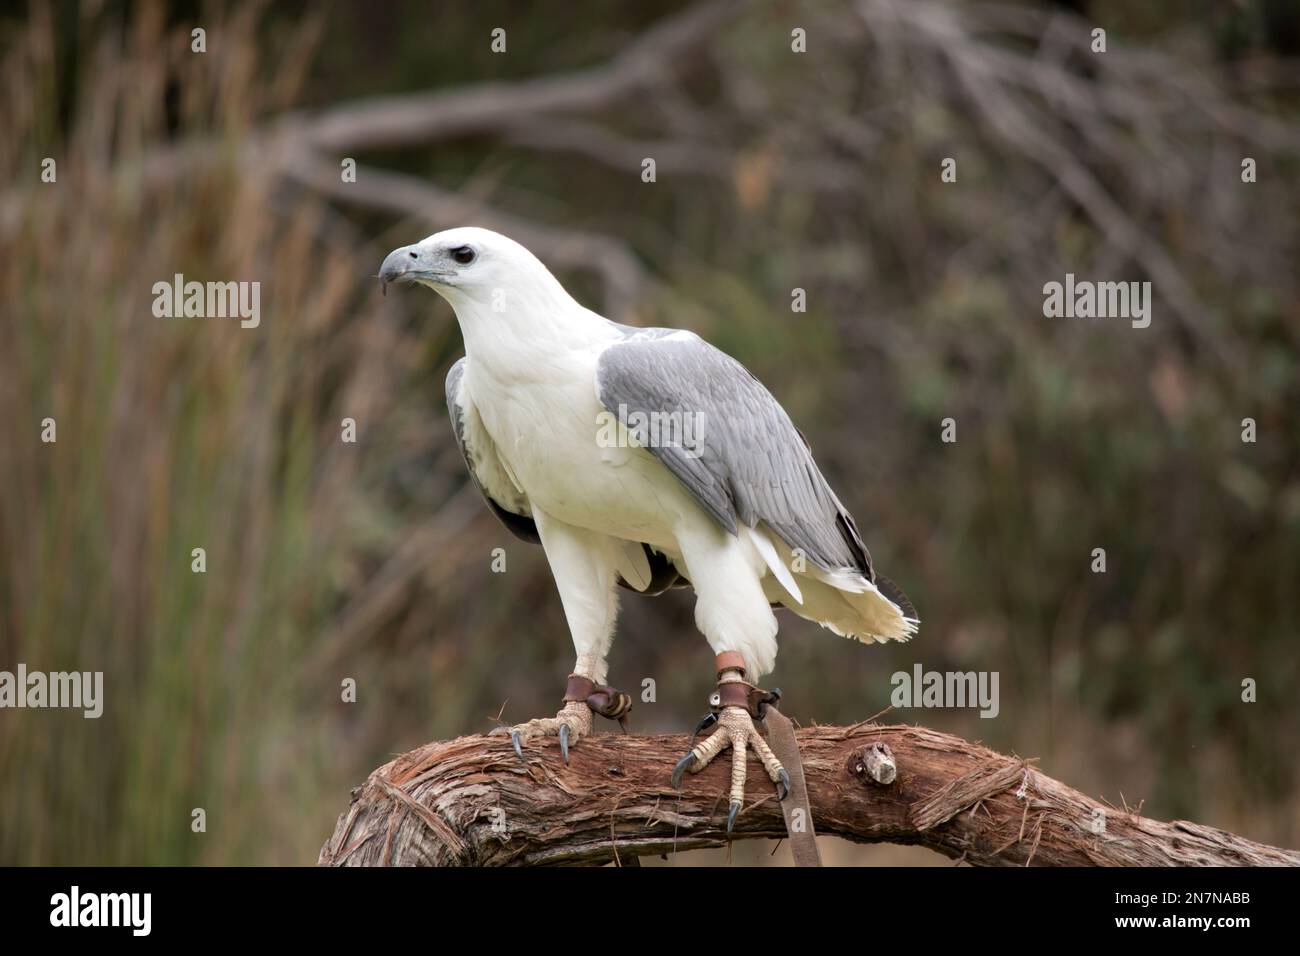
<box><xmin>0</xmin><ymin>0</ymin><xmax>1297</xmax><ymax>865</ymax></box>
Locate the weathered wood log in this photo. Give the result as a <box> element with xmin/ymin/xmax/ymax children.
<box><xmin>318</xmin><ymin>723</ymin><xmax>1300</xmax><ymax>867</ymax></box>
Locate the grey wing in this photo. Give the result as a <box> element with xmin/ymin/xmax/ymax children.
<box><xmin>445</xmin><ymin>358</ymin><xmax>540</xmax><ymax>544</ymax></box>
<box><xmin>596</xmin><ymin>332</ymin><xmax>874</xmax><ymax>578</ymax></box>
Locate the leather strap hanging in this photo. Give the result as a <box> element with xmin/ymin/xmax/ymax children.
<box><xmin>761</xmin><ymin>703</ymin><xmax>822</xmax><ymax>867</ymax></box>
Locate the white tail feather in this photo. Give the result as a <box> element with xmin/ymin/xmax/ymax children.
<box><xmin>743</xmin><ymin>525</ymin><xmax>804</xmax><ymax>605</ymax></box>
<box><xmin>764</xmin><ymin>565</ymin><xmax>919</xmax><ymax>644</ymax></box>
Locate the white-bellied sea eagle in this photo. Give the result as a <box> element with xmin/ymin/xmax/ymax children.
<box><xmin>378</xmin><ymin>227</ymin><xmax>918</xmax><ymax>829</ymax></box>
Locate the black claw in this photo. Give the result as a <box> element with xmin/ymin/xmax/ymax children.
<box><xmin>671</xmin><ymin>752</ymin><xmax>697</xmax><ymax>790</ymax></box>
<box><xmin>511</xmin><ymin>730</ymin><xmax>524</xmax><ymax>761</ymax></box>
<box><xmin>559</xmin><ymin>724</ymin><xmax>570</xmax><ymax>764</ymax></box>
<box><xmin>726</xmin><ymin>801</ymin><xmax>742</xmax><ymax>834</ymax></box>
<box><xmin>776</xmin><ymin>768</ymin><xmax>791</xmax><ymax>801</ymax></box>
<box><xmin>689</xmin><ymin>712</ymin><xmax>717</xmax><ymax>746</ymax></box>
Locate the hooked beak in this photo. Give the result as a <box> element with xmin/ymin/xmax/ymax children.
<box><xmin>377</xmin><ymin>246</ymin><xmax>413</xmax><ymax>297</ymax></box>
<box><xmin>377</xmin><ymin>245</ymin><xmax>451</xmax><ymax>296</ymax></box>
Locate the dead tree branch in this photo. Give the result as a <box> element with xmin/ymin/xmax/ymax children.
<box><xmin>291</xmin><ymin>0</ymin><xmax>742</xmax><ymax>153</ymax></box>
<box><xmin>318</xmin><ymin>723</ymin><xmax>1300</xmax><ymax>867</ymax></box>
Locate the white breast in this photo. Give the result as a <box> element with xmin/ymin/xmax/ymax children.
<box><xmin>463</xmin><ymin>350</ymin><xmax>693</xmax><ymax>547</ymax></box>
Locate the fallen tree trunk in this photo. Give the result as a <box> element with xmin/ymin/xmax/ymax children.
<box><xmin>318</xmin><ymin>722</ymin><xmax>1300</xmax><ymax>867</ymax></box>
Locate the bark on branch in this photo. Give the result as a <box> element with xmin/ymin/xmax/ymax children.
<box><xmin>318</xmin><ymin>722</ymin><xmax>1300</xmax><ymax>867</ymax></box>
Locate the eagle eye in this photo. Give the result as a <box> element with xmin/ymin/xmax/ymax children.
<box><xmin>451</xmin><ymin>246</ymin><xmax>476</xmax><ymax>265</ymax></box>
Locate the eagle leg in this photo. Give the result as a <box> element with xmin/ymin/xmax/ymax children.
<box><xmin>671</xmin><ymin>662</ymin><xmax>790</xmax><ymax>833</ymax></box>
<box><xmin>500</xmin><ymin>701</ymin><xmax>593</xmax><ymax>765</ymax></box>
<box><xmin>497</xmin><ymin>675</ymin><xmax>632</xmax><ymax>765</ymax></box>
